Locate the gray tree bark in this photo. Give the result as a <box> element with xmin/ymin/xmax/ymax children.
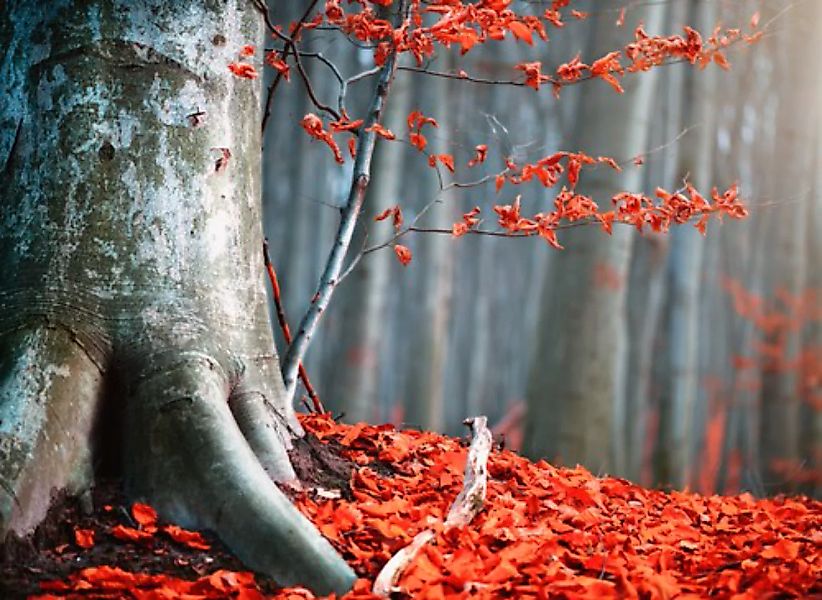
<box><xmin>0</xmin><ymin>1</ymin><xmax>353</xmax><ymax>593</ymax></box>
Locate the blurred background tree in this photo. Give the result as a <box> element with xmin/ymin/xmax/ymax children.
<box><xmin>263</xmin><ymin>0</ymin><xmax>820</xmax><ymax>498</ymax></box>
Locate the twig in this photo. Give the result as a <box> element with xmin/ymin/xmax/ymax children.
<box><xmin>255</xmin><ymin>0</ymin><xmax>321</xmax><ymax>133</ymax></box>
<box><xmin>373</xmin><ymin>416</ymin><xmax>492</xmax><ymax>597</ymax></box>
<box><xmin>263</xmin><ymin>240</ymin><xmax>324</xmax><ymax>413</ymax></box>
<box><xmin>281</xmin><ymin>1</ymin><xmax>407</xmax><ymax>404</ymax></box>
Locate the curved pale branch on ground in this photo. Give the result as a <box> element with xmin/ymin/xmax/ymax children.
<box><xmin>373</xmin><ymin>416</ymin><xmax>492</xmax><ymax>597</ymax></box>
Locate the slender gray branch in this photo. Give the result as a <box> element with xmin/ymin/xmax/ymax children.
<box><xmin>281</xmin><ymin>3</ymin><xmax>406</xmax><ymax>403</ymax></box>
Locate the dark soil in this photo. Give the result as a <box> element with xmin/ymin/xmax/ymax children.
<box><xmin>0</xmin><ymin>428</ymin><xmax>359</xmax><ymax>599</ymax></box>
<box><xmin>288</xmin><ymin>435</ymin><xmax>357</xmax><ymax>500</ymax></box>
<box><xmin>0</xmin><ymin>481</ymin><xmax>260</xmax><ymax>599</ymax></box>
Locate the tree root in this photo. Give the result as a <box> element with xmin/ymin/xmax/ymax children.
<box><xmin>124</xmin><ymin>354</ymin><xmax>356</xmax><ymax>595</ymax></box>
<box><xmin>0</xmin><ymin>336</ymin><xmax>355</xmax><ymax>596</ymax></box>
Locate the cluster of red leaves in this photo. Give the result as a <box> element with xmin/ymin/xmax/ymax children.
<box><xmin>451</xmin><ymin>207</ymin><xmax>481</xmax><ymax>238</ymax></box>
<box><xmin>37</xmin><ymin>567</ymin><xmax>264</xmax><ymax>600</ymax></box>
<box><xmin>721</xmin><ymin>278</ymin><xmax>822</xmax><ymax>412</ymax></box>
<box><xmin>407</xmin><ymin>110</ymin><xmax>439</xmax><ymax>152</ymax></box>
<box><xmin>228</xmin><ymin>44</ymin><xmax>259</xmax><ymax>80</ymax></box>
<box><xmin>317</xmin><ymin>1</ymin><xmax>761</xmax><ymax>96</ymax></box>
<box><xmin>257</xmin><ymin>1</ymin><xmax>762</xmax><ymax>164</ymax></box>
<box><xmin>489</xmin><ymin>164</ymin><xmax>746</xmax><ymax>249</ymax></box>
<box><xmin>285</xmin><ymin>414</ymin><xmax>820</xmax><ymax>599</ymax></box>
<box><xmin>34</xmin><ymin>504</ymin><xmax>235</xmax><ymax>599</ymax></box>
<box><xmin>34</xmin><ymin>415</ymin><xmax>820</xmax><ymax>599</ymax></box>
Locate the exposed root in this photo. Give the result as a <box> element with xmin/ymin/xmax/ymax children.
<box><xmin>124</xmin><ymin>355</ymin><xmax>356</xmax><ymax>596</ymax></box>
<box><xmin>373</xmin><ymin>416</ymin><xmax>492</xmax><ymax>597</ymax></box>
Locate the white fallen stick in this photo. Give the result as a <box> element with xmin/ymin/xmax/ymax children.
<box><xmin>373</xmin><ymin>416</ymin><xmax>492</xmax><ymax>597</ymax></box>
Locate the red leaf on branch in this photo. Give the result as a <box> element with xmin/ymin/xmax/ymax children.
<box><xmin>366</xmin><ymin>123</ymin><xmax>396</xmax><ymax>140</ymax></box>
<box><xmin>590</xmin><ymin>51</ymin><xmax>624</xmax><ymax>93</ymax></box>
<box><xmin>468</xmin><ymin>144</ymin><xmax>488</xmax><ymax>167</ymax></box>
<box><xmin>375</xmin><ymin>205</ymin><xmax>403</xmax><ymax>230</ymax></box>
<box><xmin>556</xmin><ymin>54</ymin><xmax>587</xmax><ymax>82</ymax></box>
<box><xmin>452</xmin><ymin>206</ymin><xmax>481</xmax><ymax>237</ymax></box>
<box><xmin>393</xmin><ymin>245</ymin><xmax>412</xmax><ymax>266</ymax></box>
<box><xmin>515</xmin><ymin>61</ymin><xmax>550</xmax><ymax>90</ymax></box>
<box><xmin>508</xmin><ymin>20</ymin><xmax>533</xmax><ymax>45</ymax></box>
<box><xmin>407</xmin><ymin>110</ymin><xmax>439</xmax><ymax>131</ymax></box>
<box><xmin>265</xmin><ymin>51</ymin><xmax>291</xmax><ymax>80</ymax></box>
<box><xmin>428</xmin><ymin>153</ymin><xmax>456</xmax><ymax>173</ymax></box>
<box><xmin>329</xmin><ymin>117</ymin><xmax>364</xmax><ymax>133</ymax></box>
<box><xmin>301</xmin><ymin>113</ymin><xmax>344</xmax><ymax>164</ymax></box>
<box><xmin>409</xmin><ymin>132</ymin><xmax>427</xmax><ymax>152</ymax></box>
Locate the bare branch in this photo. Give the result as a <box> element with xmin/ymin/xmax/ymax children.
<box><xmin>281</xmin><ymin>2</ymin><xmax>407</xmax><ymax>403</ymax></box>
<box><xmin>257</xmin><ymin>0</ymin><xmax>322</xmax><ymax>133</ymax></box>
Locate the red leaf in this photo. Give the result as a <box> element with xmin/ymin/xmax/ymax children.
<box><xmin>162</xmin><ymin>525</ymin><xmax>211</xmax><ymax>551</ymax></box>
<box><xmin>132</xmin><ymin>502</ymin><xmax>158</xmax><ymax>528</ymax></box>
<box><xmin>468</xmin><ymin>144</ymin><xmax>488</xmax><ymax>167</ymax></box>
<box><xmin>393</xmin><ymin>245</ymin><xmax>412</xmax><ymax>266</ymax></box>
<box><xmin>74</xmin><ymin>528</ymin><xmax>95</xmax><ymax>549</ymax></box>
<box><xmin>409</xmin><ymin>132</ymin><xmax>427</xmax><ymax>152</ymax></box>
<box><xmin>374</xmin><ymin>205</ymin><xmax>403</xmax><ymax>230</ymax></box>
<box><xmin>507</xmin><ymin>21</ymin><xmax>533</xmax><ymax>45</ymax></box>
<box><xmin>265</xmin><ymin>51</ymin><xmax>290</xmax><ymax>80</ymax></box>
<box><xmin>228</xmin><ymin>62</ymin><xmax>258</xmax><ymax>79</ymax></box>
<box><xmin>111</xmin><ymin>524</ymin><xmax>154</xmax><ymax>543</ymax></box>
<box><xmin>301</xmin><ymin>113</ymin><xmax>344</xmax><ymax>164</ymax></box>
<box><xmin>365</xmin><ymin>123</ymin><xmax>396</xmax><ymax>141</ymax></box>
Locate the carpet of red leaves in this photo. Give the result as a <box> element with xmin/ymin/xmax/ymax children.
<box><xmin>23</xmin><ymin>414</ymin><xmax>822</xmax><ymax>599</ymax></box>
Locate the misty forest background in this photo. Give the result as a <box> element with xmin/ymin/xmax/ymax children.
<box><xmin>260</xmin><ymin>1</ymin><xmax>820</xmax><ymax>498</ymax></box>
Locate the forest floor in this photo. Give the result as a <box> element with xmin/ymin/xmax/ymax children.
<box><xmin>1</xmin><ymin>413</ymin><xmax>819</xmax><ymax>599</ymax></box>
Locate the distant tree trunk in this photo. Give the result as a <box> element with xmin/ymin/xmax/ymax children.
<box><xmin>523</xmin><ymin>4</ymin><xmax>665</xmax><ymax>470</ymax></box>
<box><xmin>757</xmin><ymin>2</ymin><xmax>819</xmax><ymax>494</ymax></box>
<box><xmin>802</xmin><ymin>131</ymin><xmax>821</xmax><ymax>499</ymax></box>
<box><xmin>652</xmin><ymin>0</ymin><xmax>718</xmax><ymax>489</ymax></box>
<box><xmin>331</xmin><ymin>67</ymin><xmax>413</xmax><ymax>423</ymax></box>
<box><xmin>620</xmin><ymin>0</ymin><xmax>687</xmax><ymax>479</ymax></box>
<box><xmin>623</xmin><ymin>233</ymin><xmax>668</xmax><ymax>480</ymax></box>
<box><xmin>0</xmin><ymin>1</ymin><xmax>352</xmax><ymax>593</ymax></box>
<box><xmin>404</xmin><ymin>60</ymin><xmax>457</xmax><ymax>432</ymax></box>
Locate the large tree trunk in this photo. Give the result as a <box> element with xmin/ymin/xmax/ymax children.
<box><xmin>0</xmin><ymin>1</ymin><xmax>354</xmax><ymax>593</ymax></box>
